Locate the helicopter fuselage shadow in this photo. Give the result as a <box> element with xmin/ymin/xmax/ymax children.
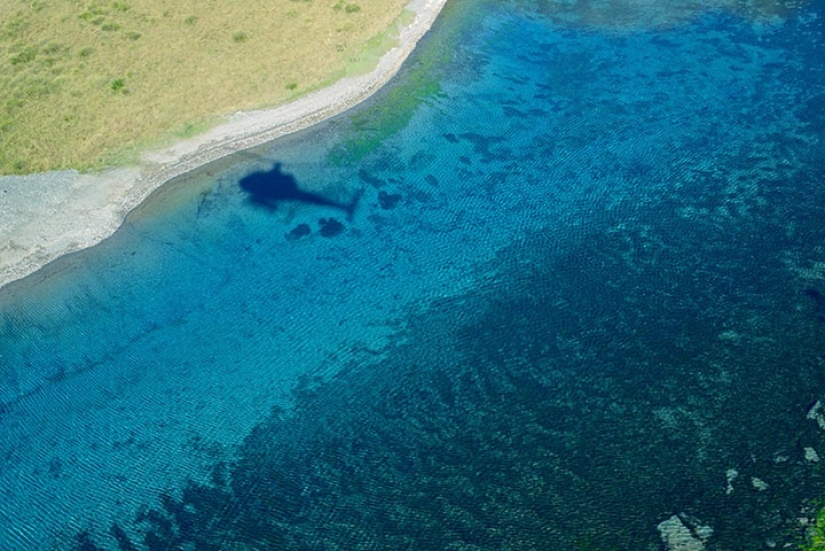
<box><xmin>239</xmin><ymin>163</ymin><xmax>362</xmax><ymax>219</ymax></box>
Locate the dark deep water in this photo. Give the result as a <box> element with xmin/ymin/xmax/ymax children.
<box><xmin>2</xmin><ymin>1</ymin><xmax>825</xmax><ymax>549</ymax></box>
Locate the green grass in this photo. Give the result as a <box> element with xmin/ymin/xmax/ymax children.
<box><xmin>0</xmin><ymin>0</ymin><xmax>408</xmax><ymax>174</ymax></box>
<box><xmin>343</xmin><ymin>10</ymin><xmax>409</xmax><ymax>76</ymax></box>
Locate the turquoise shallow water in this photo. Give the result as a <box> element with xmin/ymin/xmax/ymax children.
<box><xmin>2</xmin><ymin>1</ymin><xmax>825</xmax><ymax>549</ymax></box>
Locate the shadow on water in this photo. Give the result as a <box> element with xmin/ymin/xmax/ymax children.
<box><xmin>239</xmin><ymin>162</ymin><xmax>362</xmax><ymax>219</ymax></box>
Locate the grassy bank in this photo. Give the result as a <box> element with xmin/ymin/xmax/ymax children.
<box><xmin>0</xmin><ymin>0</ymin><xmax>408</xmax><ymax>174</ymax></box>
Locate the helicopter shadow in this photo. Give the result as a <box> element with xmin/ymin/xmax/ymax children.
<box><xmin>238</xmin><ymin>162</ymin><xmax>362</xmax><ymax>220</ymax></box>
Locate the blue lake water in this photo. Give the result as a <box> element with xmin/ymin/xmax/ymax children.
<box><xmin>2</xmin><ymin>1</ymin><xmax>825</xmax><ymax>549</ymax></box>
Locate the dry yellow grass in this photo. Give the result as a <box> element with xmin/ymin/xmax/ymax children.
<box><xmin>0</xmin><ymin>0</ymin><xmax>409</xmax><ymax>174</ymax></box>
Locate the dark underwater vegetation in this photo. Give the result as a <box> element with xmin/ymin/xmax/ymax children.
<box><xmin>71</xmin><ymin>207</ymin><xmax>825</xmax><ymax>549</ymax></box>
<box><xmin>1</xmin><ymin>0</ymin><xmax>825</xmax><ymax>550</ymax></box>
<box><xmin>63</xmin><ymin>182</ymin><xmax>825</xmax><ymax>550</ymax></box>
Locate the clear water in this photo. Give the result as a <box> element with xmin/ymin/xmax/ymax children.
<box><xmin>2</xmin><ymin>1</ymin><xmax>825</xmax><ymax>549</ymax></box>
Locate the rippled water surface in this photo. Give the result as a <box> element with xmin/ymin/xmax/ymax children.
<box><xmin>2</xmin><ymin>1</ymin><xmax>824</xmax><ymax>549</ymax></box>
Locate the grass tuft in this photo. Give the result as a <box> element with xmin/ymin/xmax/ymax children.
<box><xmin>10</xmin><ymin>45</ymin><xmax>38</xmax><ymax>65</ymax></box>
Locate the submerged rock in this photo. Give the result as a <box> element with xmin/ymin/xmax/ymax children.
<box><xmin>658</xmin><ymin>515</ymin><xmax>713</xmax><ymax>551</ymax></box>
<box><xmin>725</xmin><ymin>468</ymin><xmax>738</xmax><ymax>495</ymax></box>
<box><xmin>377</xmin><ymin>190</ymin><xmax>402</xmax><ymax>210</ymax></box>
<box><xmin>751</xmin><ymin>477</ymin><xmax>769</xmax><ymax>491</ymax></box>
<box><xmin>807</xmin><ymin>400</ymin><xmax>825</xmax><ymax>431</ymax></box>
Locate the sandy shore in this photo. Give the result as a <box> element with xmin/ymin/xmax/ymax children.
<box><xmin>0</xmin><ymin>0</ymin><xmax>447</xmax><ymax>292</ymax></box>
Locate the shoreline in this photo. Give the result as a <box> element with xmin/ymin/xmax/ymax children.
<box><xmin>0</xmin><ymin>0</ymin><xmax>447</xmax><ymax>293</ymax></box>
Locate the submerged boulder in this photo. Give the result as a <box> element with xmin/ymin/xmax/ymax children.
<box><xmin>658</xmin><ymin>514</ymin><xmax>713</xmax><ymax>551</ymax></box>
